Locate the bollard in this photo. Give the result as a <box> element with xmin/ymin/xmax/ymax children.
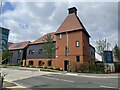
<box><xmin>0</xmin><ymin>73</ymin><xmax>4</xmax><ymax>90</ymax></box>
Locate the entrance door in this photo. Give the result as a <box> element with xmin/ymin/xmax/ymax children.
<box><xmin>64</xmin><ymin>60</ymin><xmax>69</xmax><ymax>71</ymax></box>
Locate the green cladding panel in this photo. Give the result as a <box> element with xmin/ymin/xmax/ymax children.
<box><xmin>0</xmin><ymin>27</ymin><xmax>9</xmax><ymax>51</ymax></box>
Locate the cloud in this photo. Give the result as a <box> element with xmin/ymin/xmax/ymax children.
<box><xmin>0</xmin><ymin>2</ymin><xmax>118</xmax><ymax>50</ymax></box>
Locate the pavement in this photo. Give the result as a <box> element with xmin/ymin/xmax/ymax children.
<box><xmin>0</xmin><ymin>67</ymin><xmax>119</xmax><ymax>89</ymax></box>
<box><xmin>17</xmin><ymin>67</ymin><xmax>119</xmax><ymax>78</ymax></box>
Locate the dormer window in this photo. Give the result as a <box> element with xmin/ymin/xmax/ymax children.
<box><xmin>59</xmin><ymin>34</ymin><xmax>62</xmax><ymax>40</ymax></box>
<box><xmin>39</xmin><ymin>49</ymin><xmax>43</xmax><ymax>54</ymax></box>
<box><xmin>29</xmin><ymin>49</ymin><xmax>34</xmax><ymax>55</ymax></box>
<box><xmin>76</xmin><ymin>41</ymin><xmax>79</xmax><ymax>47</ymax></box>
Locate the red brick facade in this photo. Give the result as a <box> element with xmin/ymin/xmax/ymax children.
<box><xmin>25</xmin><ymin>7</ymin><xmax>93</xmax><ymax>71</ymax></box>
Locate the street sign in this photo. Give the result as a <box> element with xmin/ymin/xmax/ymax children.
<box><xmin>103</xmin><ymin>51</ymin><xmax>113</xmax><ymax>63</ymax></box>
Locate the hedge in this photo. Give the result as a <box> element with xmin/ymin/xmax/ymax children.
<box><xmin>69</xmin><ymin>62</ymin><xmax>105</xmax><ymax>74</ymax></box>
<box><xmin>114</xmin><ymin>62</ymin><xmax>120</xmax><ymax>72</ymax></box>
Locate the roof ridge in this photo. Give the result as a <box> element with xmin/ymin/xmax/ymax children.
<box><xmin>13</xmin><ymin>41</ymin><xmax>31</xmax><ymax>44</ymax></box>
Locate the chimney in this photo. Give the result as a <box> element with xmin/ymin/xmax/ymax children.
<box><xmin>68</xmin><ymin>7</ymin><xmax>77</xmax><ymax>15</ymax></box>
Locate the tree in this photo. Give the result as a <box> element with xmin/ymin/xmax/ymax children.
<box><xmin>42</xmin><ymin>34</ymin><xmax>56</xmax><ymax>59</ymax></box>
<box><xmin>113</xmin><ymin>44</ymin><xmax>120</xmax><ymax>62</ymax></box>
<box><xmin>96</xmin><ymin>39</ymin><xmax>110</xmax><ymax>61</ymax></box>
<box><xmin>2</xmin><ymin>50</ymin><xmax>12</xmax><ymax>64</ymax></box>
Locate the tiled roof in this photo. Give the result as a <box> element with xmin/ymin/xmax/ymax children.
<box><xmin>9</xmin><ymin>41</ymin><xmax>30</xmax><ymax>50</ymax></box>
<box><xmin>55</xmin><ymin>13</ymin><xmax>90</xmax><ymax>37</ymax></box>
<box><xmin>8</xmin><ymin>42</ymin><xmax>14</xmax><ymax>47</ymax></box>
<box><xmin>30</xmin><ymin>32</ymin><xmax>56</xmax><ymax>45</ymax></box>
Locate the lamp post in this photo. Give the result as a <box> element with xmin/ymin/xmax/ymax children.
<box><xmin>0</xmin><ymin>0</ymin><xmax>4</xmax><ymax>89</ymax></box>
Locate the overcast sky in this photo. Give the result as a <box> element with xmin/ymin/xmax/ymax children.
<box><xmin>0</xmin><ymin>0</ymin><xmax>118</xmax><ymax>50</ymax></box>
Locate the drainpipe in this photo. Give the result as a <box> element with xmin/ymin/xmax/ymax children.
<box><xmin>66</xmin><ymin>32</ymin><xmax>69</xmax><ymax>56</ymax></box>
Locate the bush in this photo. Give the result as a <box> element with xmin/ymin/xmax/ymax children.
<box><xmin>43</xmin><ymin>66</ymin><xmax>47</xmax><ymax>69</ymax></box>
<box><xmin>114</xmin><ymin>62</ymin><xmax>120</xmax><ymax>72</ymax></box>
<box><xmin>69</xmin><ymin>62</ymin><xmax>105</xmax><ymax>74</ymax></box>
<box><xmin>69</xmin><ymin>62</ymin><xmax>77</xmax><ymax>72</ymax></box>
<box><xmin>89</xmin><ymin>62</ymin><xmax>96</xmax><ymax>73</ymax></box>
<box><xmin>7</xmin><ymin>64</ymin><xmax>19</xmax><ymax>66</ymax></box>
<box><xmin>55</xmin><ymin>68</ymin><xmax>60</xmax><ymax>70</ymax></box>
<box><xmin>78</xmin><ymin>62</ymin><xmax>90</xmax><ymax>73</ymax></box>
<box><xmin>29</xmin><ymin>66</ymin><xmax>34</xmax><ymax>68</ymax></box>
<box><xmin>48</xmin><ymin>67</ymin><xmax>53</xmax><ymax>69</ymax></box>
<box><xmin>60</xmin><ymin>68</ymin><xmax>63</xmax><ymax>71</ymax></box>
<box><xmin>96</xmin><ymin>63</ymin><xmax>105</xmax><ymax>74</ymax></box>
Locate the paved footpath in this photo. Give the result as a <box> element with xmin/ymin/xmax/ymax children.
<box><xmin>2</xmin><ymin>68</ymin><xmax>52</xmax><ymax>89</ymax></box>
<box><xmin>1</xmin><ymin>67</ymin><xmax>119</xmax><ymax>89</ymax></box>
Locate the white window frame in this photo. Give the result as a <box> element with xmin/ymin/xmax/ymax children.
<box><xmin>59</xmin><ymin>34</ymin><xmax>62</xmax><ymax>39</ymax></box>
<box><xmin>76</xmin><ymin>41</ymin><xmax>79</xmax><ymax>47</ymax></box>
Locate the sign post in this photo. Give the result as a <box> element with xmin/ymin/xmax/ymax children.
<box><xmin>103</xmin><ymin>51</ymin><xmax>115</xmax><ymax>73</ymax></box>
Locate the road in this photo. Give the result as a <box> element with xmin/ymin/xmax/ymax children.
<box><xmin>1</xmin><ymin>67</ymin><xmax>119</xmax><ymax>89</ymax></box>
<box><xmin>13</xmin><ymin>74</ymin><xmax>118</xmax><ymax>89</ymax></box>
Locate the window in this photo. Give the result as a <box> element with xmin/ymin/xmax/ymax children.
<box><xmin>59</xmin><ymin>34</ymin><xmax>62</xmax><ymax>39</ymax></box>
<box><xmin>17</xmin><ymin>59</ymin><xmax>20</xmax><ymax>64</ymax></box>
<box><xmin>91</xmin><ymin>52</ymin><xmax>93</xmax><ymax>56</ymax></box>
<box><xmin>38</xmin><ymin>61</ymin><xmax>42</xmax><ymax>66</ymax></box>
<box><xmin>76</xmin><ymin>41</ymin><xmax>79</xmax><ymax>47</ymax></box>
<box><xmin>48</xmin><ymin>60</ymin><xmax>52</xmax><ymax>66</ymax></box>
<box><xmin>39</xmin><ymin>49</ymin><xmax>43</xmax><ymax>54</ymax></box>
<box><xmin>76</xmin><ymin>56</ymin><xmax>80</xmax><ymax>62</ymax></box>
<box><xmin>18</xmin><ymin>50</ymin><xmax>22</xmax><ymax>54</ymax></box>
<box><xmin>11</xmin><ymin>52</ymin><xmax>13</xmax><ymax>58</ymax></box>
<box><xmin>29</xmin><ymin>50</ymin><xmax>34</xmax><ymax>55</ymax></box>
<box><xmin>65</xmin><ymin>46</ymin><xmax>69</xmax><ymax>56</ymax></box>
<box><xmin>29</xmin><ymin>61</ymin><xmax>34</xmax><ymax>66</ymax></box>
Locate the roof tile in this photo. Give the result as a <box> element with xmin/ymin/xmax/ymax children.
<box><xmin>30</xmin><ymin>32</ymin><xmax>56</xmax><ymax>45</ymax></box>
<box><xmin>9</xmin><ymin>41</ymin><xmax>30</xmax><ymax>50</ymax></box>
<box><xmin>56</xmin><ymin>13</ymin><xmax>84</xmax><ymax>34</ymax></box>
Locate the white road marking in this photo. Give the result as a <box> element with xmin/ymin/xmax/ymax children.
<box><xmin>43</xmin><ymin>76</ymin><xmax>74</xmax><ymax>83</ymax></box>
<box><xmin>100</xmin><ymin>85</ymin><xmax>117</xmax><ymax>89</ymax></box>
<box><xmin>43</xmin><ymin>76</ymin><xmax>59</xmax><ymax>80</ymax></box>
<box><xmin>60</xmin><ymin>79</ymin><xmax>75</xmax><ymax>83</ymax></box>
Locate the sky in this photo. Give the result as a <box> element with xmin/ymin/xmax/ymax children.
<box><xmin>0</xmin><ymin>0</ymin><xmax>118</xmax><ymax>50</ymax></box>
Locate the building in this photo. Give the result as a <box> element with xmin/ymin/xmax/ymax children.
<box><xmin>54</xmin><ymin>7</ymin><xmax>91</xmax><ymax>70</ymax></box>
<box><xmin>24</xmin><ymin>7</ymin><xmax>95</xmax><ymax>71</ymax></box>
<box><xmin>0</xmin><ymin>27</ymin><xmax>9</xmax><ymax>51</ymax></box>
<box><xmin>25</xmin><ymin>32</ymin><xmax>56</xmax><ymax>66</ymax></box>
<box><xmin>9</xmin><ymin>41</ymin><xmax>30</xmax><ymax>64</ymax></box>
<box><xmin>0</xmin><ymin>27</ymin><xmax>9</xmax><ymax>64</ymax></box>
<box><xmin>90</xmin><ymin>44</ymin><xmax>95</xmax><ymax>62</ymax></box>
<box><xmin>8</xmin><ymin>42</ymin><xmax>14</xmax><ymax>47</ymax></box>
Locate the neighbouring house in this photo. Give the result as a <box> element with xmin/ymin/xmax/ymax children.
<box><xmin>90</xmin><ymin>44</ymin><xmax>95</xmax><ymax>62</ymax></box>
<box><xmin>8</xmin><ymin>42</ymin><xmax>14</xmax><ymax>47</ymax></box>
<box><xmin>95</xmin><ymin>52</ymin><xmax>102</xmax><ymax>62</ymax></box>
<box><xmin>25</xmin><ymin>32</ymin><xmax>56</xmax><ymax>67</ymax></box>
<box><xmin>24</xmin><ymin>7</ymin><xmax>95</xmax><ymax>71</ymax></box>
<box><xmin>9</xmin><ymin>41</ymin><xmax>30</xmax><ymax>65</ymax></box>
<box><xmin>0</xmin><ymin>27</ymin><xmax>9</xmax><ymax>51</ymax></box>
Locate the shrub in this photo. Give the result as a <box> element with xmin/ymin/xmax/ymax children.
<box><xmin>96</xmin><ymin>63</ymin><xmax>105</xmax><ymax>74</ymax></box>
<box><xmin>25</xmin><ymin>65</ymin><xmax>29</xmax><ymax>67</ymax></box>
<box><xmin>69</xmin><ymin>62</ymin><xmax>105</xmax><ymax>74</ymax></box>
<box><xmin>89</xmin><ymin>62</ymin><xmax>96</xmax><ymax>73</ymax></box>
<box><xmin>7</xmin><ymin>64</ymin><xmax>19</xmax><ymax>66</ymax></box>
<box><xmin>48</xmin><ymin>67</ymin><xmax>53</xmax><ymax>69</ymax></box>
<box><xmin>54</xmin><ymin>68</ymin><xmax>60</xmax><ymax>70</ymax></box>
<box><xmin>29</xmin><ymin>66</ymin><xmax>34</xmax><ymax>68</ymax></box>
<box><xmin>78</xmin><ymin>62</ymin><xmax>90</xmax><ymax>73</ymax></box>
<box><xmin>43</xmin><ymin>66</ymin><xmax>47</xmax><ymax>69</ymax></box>
<box><xmin>114</xmin><ymin>62</ymin><xmax>120</xmax><ymax>72</ymax></box>
<box><xmin>69</xmin><ymin>62</ymin><xmax>77</xmax><ymax>72</ymax></box>
<box><xmin>60</xmin><ymin>68</ymin><xmax>63</xmax><ymax>71</ymax></box>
